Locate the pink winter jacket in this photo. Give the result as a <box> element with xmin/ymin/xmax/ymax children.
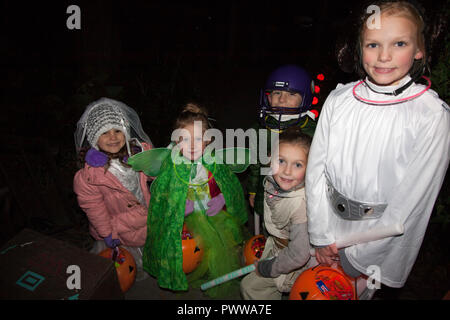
<box><xmin>73</xmin><ymin>143</ymin><xmax>152</xmax><ymax>247</ymax></box>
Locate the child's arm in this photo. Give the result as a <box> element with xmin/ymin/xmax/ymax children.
<box><xmin>305</xmin><ymin>93</ymin><xmax>335</xmax><ymax>247</ymax></box>
<box><xmin>73</xmin><ymin>172</ymin><xmax>115</xmax><ymax>239</ymax></box>
<box><xmin>314</xmin><ymin>223</ymin><xmax>405</xmax><ymax>266</ymax></box>
<box><xmin>257</xmin><ymin>222</ymin><xmax>310</xmax><ymax>277</ymax></box>
<box><xmin>109</xmin><ymin>202</ymin><xmax>148</xmax><ymax>233</ymax></box>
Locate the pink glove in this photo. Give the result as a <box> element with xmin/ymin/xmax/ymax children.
<box><xmin>206</xmin><ymin>193</ymin><xmax>225</xmax><ymax>216</ymax></box>
<box><xmin>185</xmin><ymin>199</ymin><xmax>194</xmax><ymax>216</ymax></box>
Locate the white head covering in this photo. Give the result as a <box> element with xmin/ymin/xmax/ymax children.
<box><xmin>85</xmin><ymin>103</ymin><xmax>130</xmax><ymax>149</ymax></box>
<box><xmin>74</xmin><ymin>97</ymin><xmax>152</xmax><ymax>155</ymax></box>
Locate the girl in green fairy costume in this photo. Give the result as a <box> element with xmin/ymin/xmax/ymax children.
<box><xmin>128</xmin><ymin>103</ymin><xmax>249</xmax><ymax>298</ymax></box>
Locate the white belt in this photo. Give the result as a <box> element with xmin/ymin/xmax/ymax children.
<box><xmin>326</xmin><ymin>175</ymin><xmax>387</xmax><ymax>221</ymax></box>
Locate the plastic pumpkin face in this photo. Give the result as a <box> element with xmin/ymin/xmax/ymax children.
<box><xmin>289</xmin><ymin>265</ymin><xmax>356</xmax><ymax>300</ymax></box>
<box><xmin>243</xmin><ymin>235</ymin><xmax>266</xmax><ymax>266</ymax></box>
<box><xmin>181</xmin><ymin>224</ymin><xmax>203</xmax><ymax>274</ymax></box>
<box><xmin>99</xmin><ymin>246</ymin><xmax>136</xmax><ymax>293</ymax></box>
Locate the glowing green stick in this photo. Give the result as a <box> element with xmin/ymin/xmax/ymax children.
<box><xmin>201</xmin><ymin>264</ymin><xmax>256</xmax><ymax>291</ymax></box>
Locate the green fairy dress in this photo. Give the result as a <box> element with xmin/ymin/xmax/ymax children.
<box><xmin>128</xmin><ymin>147</ymin><xmax>250</xmax><ymax>298</ymax></box>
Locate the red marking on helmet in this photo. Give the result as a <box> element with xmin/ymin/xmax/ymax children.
<box><xmin>312</xmin><ymin>97</ymin><xmax>319</xmax><ymax>105</ymax></box>
<box><xmin>310</xmin><ymin>109</ymin><xmax>319</xmax><ymax>118</ymax></box>
<box><xmin>317</xmin><ymin>74</ymin><xmax>325</xmax><ymax>81</ymax></box>
<box><xmin>314</xmin><ymin>85</ymin><xmax>320</xmax><ymax>93</ymax></box>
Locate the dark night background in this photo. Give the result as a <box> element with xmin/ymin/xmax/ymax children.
<box><xmin>0</xmin><ymin>0</ymin><xmax>448</xmax><ymax>299</ymax></box>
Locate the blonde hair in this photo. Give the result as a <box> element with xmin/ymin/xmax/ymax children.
<box><xmin>278</xmin><ymin>127</ymin><xmax>312</xmax><ymax>155</ymax></box>
<box><xmin>356</xmin><ymin>1</ymin><xmax>427</xmax><ymax>78</ymax></box>
<box><xmin>174</xmin><ymin>103</ymin><xmax>211</xmax><ymax>132</ymax></box>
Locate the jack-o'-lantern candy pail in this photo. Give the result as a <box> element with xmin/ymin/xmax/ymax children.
<box><xmin>289</xmin><ymin>265</ymin><xmax>356</xmax><ymax>300</ymax></box>
<box><xmin>99</xmin><ymin>246</ymin><xmax>137</xmax><ymax>293</ymax></box>
<box><xmin>243</xmin><ymin>235</ymin><xmax>266</xmax><ymax>266</ymax></box>
<box><xmin>181</xmin><ymin>224</ymin><xmax>203</xmax><ymax>274</ymax></box>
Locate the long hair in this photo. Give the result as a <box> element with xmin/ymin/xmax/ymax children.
<box><xmin>355</xmin><ymin>1</ymin><xmax>427</xmax><ymax>79</ymax></box>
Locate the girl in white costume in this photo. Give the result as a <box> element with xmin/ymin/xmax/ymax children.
<box><xmin>306</xmin><ymin>1</ymin><xmax>450</xmax><ymax>296</ymax></box>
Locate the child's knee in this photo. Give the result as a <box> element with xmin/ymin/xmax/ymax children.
<box><xmin>240</xmin><ymin>273</ymin><xmax>253</xmax><ymax>299</ymax></box>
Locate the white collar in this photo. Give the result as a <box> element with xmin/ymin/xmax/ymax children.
<box><xmin>353</xmin><ymin>75</ymin><xmax>430</xmax><ymax>106</ymax></box>
<box><xmin>364</xmin><ymin>75</ymin><xmax>412</xmax><ymax>94</ymax></box>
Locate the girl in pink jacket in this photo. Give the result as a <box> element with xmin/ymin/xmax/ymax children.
<box><xmin>73</xmin><ymin>97</ymin><xmax>153</xmax><ymax>280</ymax></box>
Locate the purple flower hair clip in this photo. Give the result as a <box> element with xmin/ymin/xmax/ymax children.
<box><xmin>85</xmin><ymin>148</ymin><xmax>109</xmax><ymax>167</ymax></box>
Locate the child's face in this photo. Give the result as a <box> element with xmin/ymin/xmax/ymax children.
<box><xmin>268</xmin><ymin>90</ymin><xmax>303</xmax><ymax>109</ymax></box>
<box><xmin>96</xmin><ymin>129</ymin><xmax>126</xmax><ymax>153</ymax></box>
<box><xmin>361</xmin><ymin>13</ymin><xmax>423</xmax><ymax>86</ymax></box>
<box><xmin>271</xmin><ymin>142</ymin><xmax>308</xmax><ymax>191</ymax></box>
<box><xmin>178</xmin><ymin>123</ymin><xmax>207</xmax><ymax>161</ymax></box>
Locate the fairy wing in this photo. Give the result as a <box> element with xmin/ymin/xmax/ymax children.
<box><xmin>128</xmin><ymin>148</ymin><xmax>171</xmax><ymax>176</ymax></box>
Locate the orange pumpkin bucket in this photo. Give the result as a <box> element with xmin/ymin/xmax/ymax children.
<box><xmin>289</xmin><ymin>265</ymin><xmax>356</xmax><ymax>300</ymax></box>
<box><xmin>181</xmin><ymin>224</ymin><xmax>203</xmax><ymax>274</ymax></box>
<box><xmin>243</xmin><ymin>235</ymin><xmax>266</xmax><ymax>266</ymax></box>
<box><xmin>99</xmin><ymin>246</ymin><xmax>137</xmax><ymax>293</ymax></box>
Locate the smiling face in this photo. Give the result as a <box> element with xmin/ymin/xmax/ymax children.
<box><xmin>177</xmin><ymin>122</ymin><xmax>207</xmax><ymax>161</ymax></box>
<box><xmin>361</xmin><ymin>13</ymin><xmax>423</xmax><ymax>86</ymax></box>
<box><xmin>96</xmin><ymin>128</ymin><xmax>126</xmax><ymax>153</ymax></box>
<box><xmin>271</xmin><ymin>142</ymin><xmax>308</xmax><ymax>191</ymax></box>
<box><xmin>267</xmin><ymin>90</ymin><xmax>303</xmax><ymax>109</ymax></box>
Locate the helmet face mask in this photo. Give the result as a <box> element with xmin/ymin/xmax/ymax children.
<box><xmin>259</xmin><ymin>65</ymin><xmax>314</xmax><ymax>130</ymax></box>
<box><xmin>259</xmin><ymin>91</ymin><xmax>304</xmax><ymax>131</ymax></box>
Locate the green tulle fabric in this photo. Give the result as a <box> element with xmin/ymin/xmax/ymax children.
<box><xmin>185</xmin><ymin>208</ymin><xmax>243</xmax><ymax>298</ymax></box>
<box><xmin>129</xmin><ymin>149</ymin><xmax>249</xmax><ymax>298</ymax></box>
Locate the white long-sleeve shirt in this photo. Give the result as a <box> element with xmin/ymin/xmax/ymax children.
<box><xmin>305</xmin><ymin>75</ymin><xmax>450</xmax><ymax>288</ymax></box>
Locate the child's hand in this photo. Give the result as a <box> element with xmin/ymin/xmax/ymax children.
<box><xmin>249</xmin><ymin>194</ymin><xmax>255</xmax><ymax>208</ymax></box>
<box><xmin>315</xmin><ymin>243</ymin><xmax>338</xmax><ymax>267</ymax></box>
<box><xmin>206</xmin><ymin>194</ymin><xmax>225</xmax><ymax>216</ymax></box>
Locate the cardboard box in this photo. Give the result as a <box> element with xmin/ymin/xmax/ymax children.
<box><xmin>0</xmin><ymin>228</ymin><xmax>124</xmax><ymax>299</ymax></box>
